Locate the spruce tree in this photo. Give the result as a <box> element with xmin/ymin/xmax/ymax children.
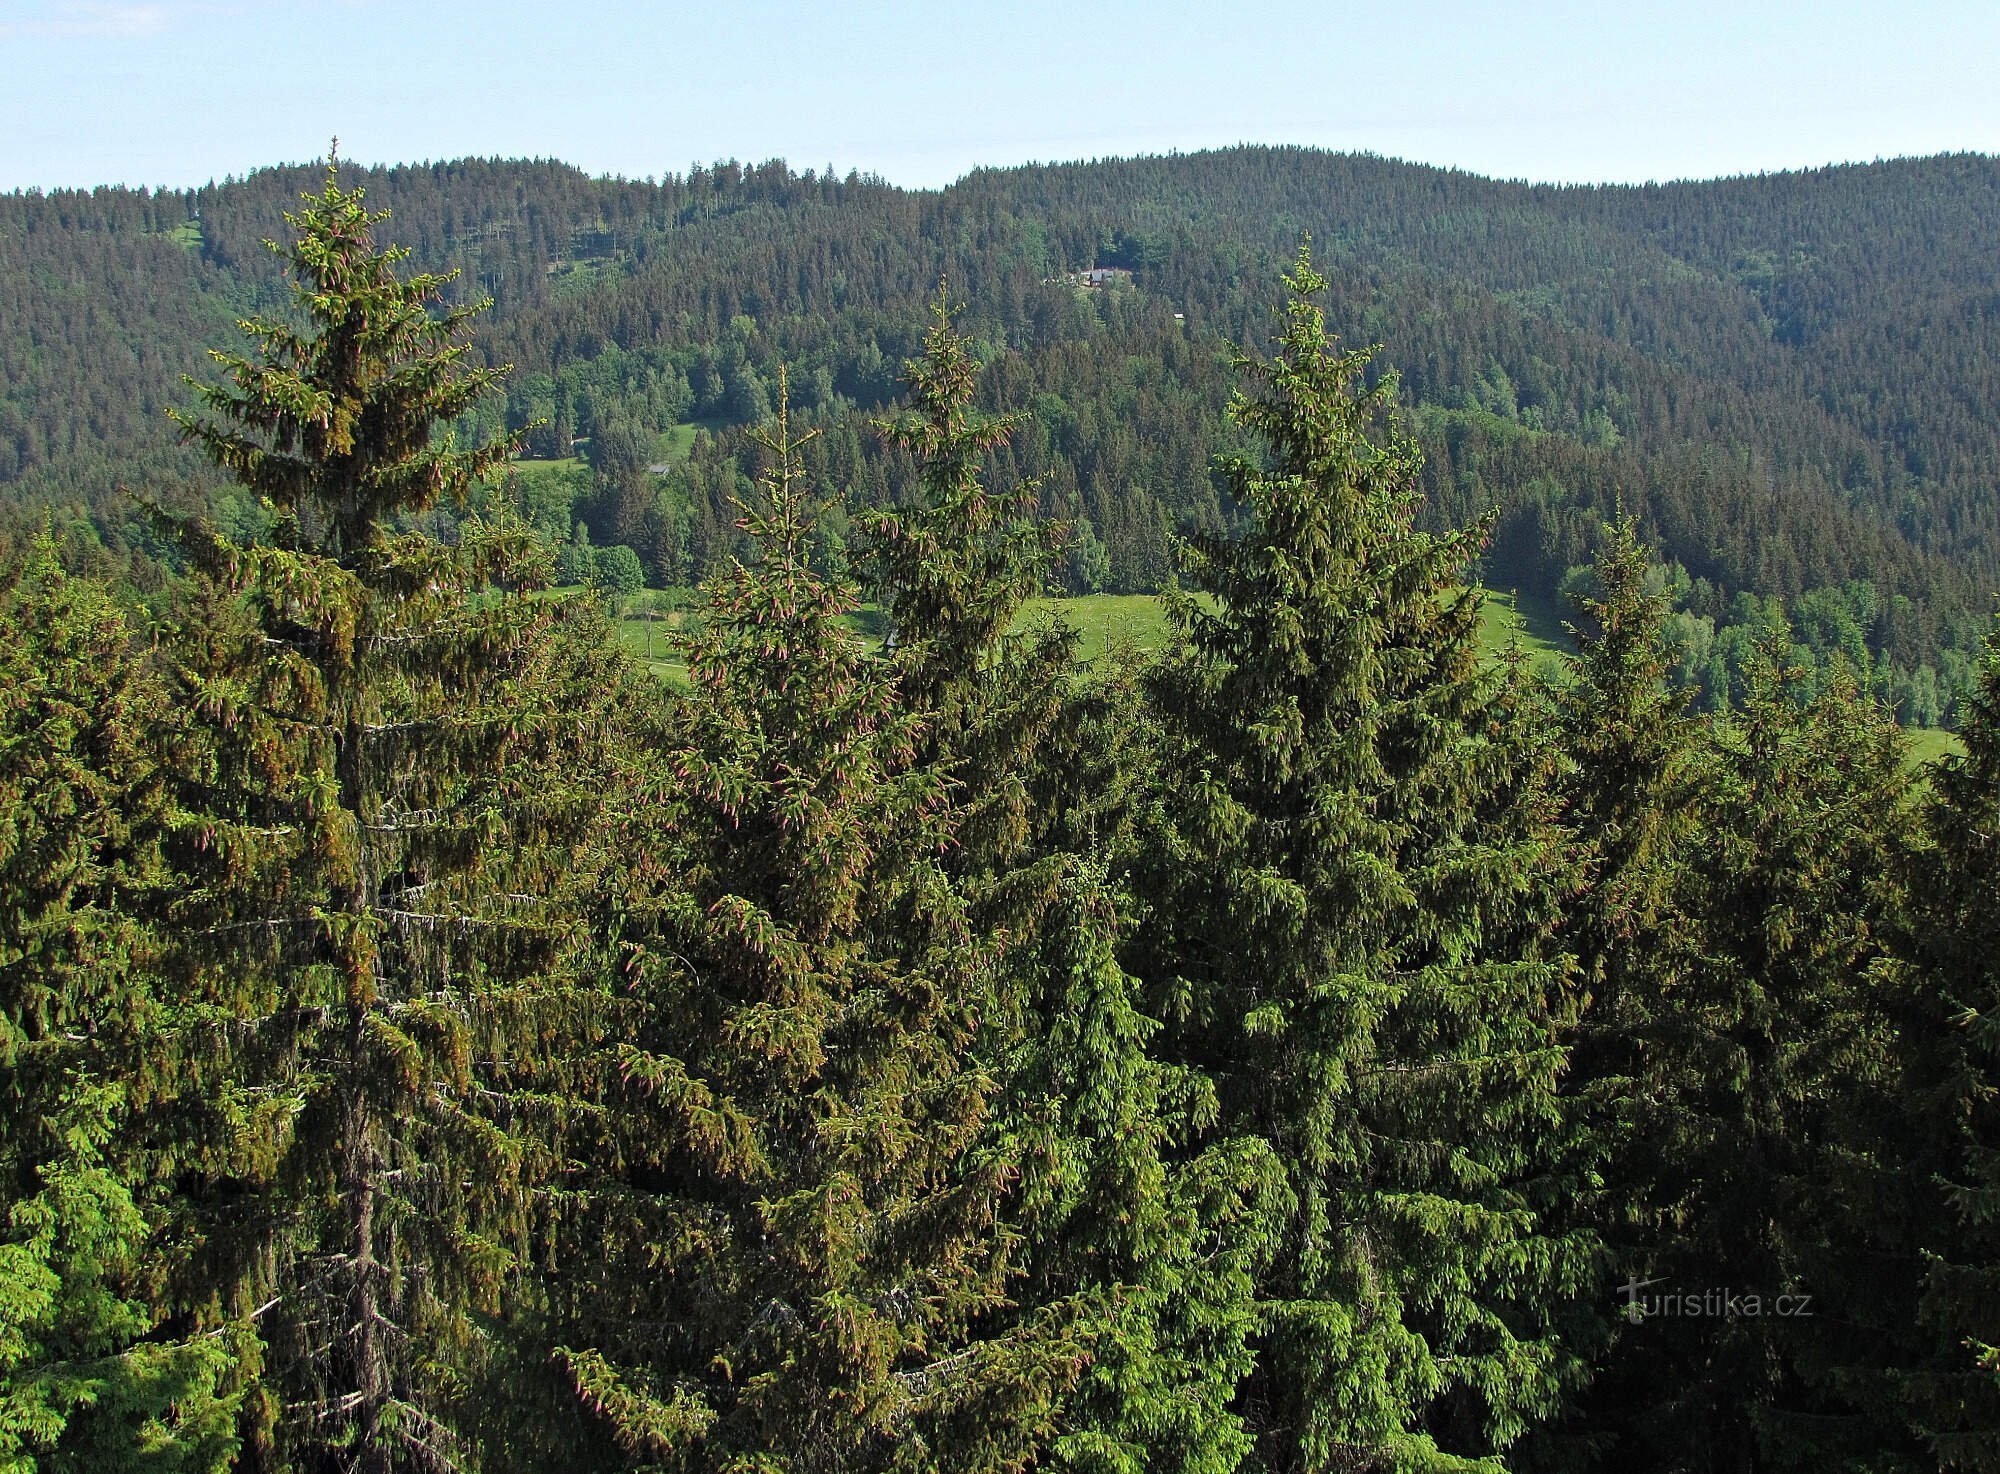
<box><xmin>991</xmin><ymin>854</ymin><xmax>1287</xmax><ymax>1474</ymax></box>
<box><xmin>1138</xmin><ymin>244</ymin><xmax>1588</xmax><ymax>1470</ymax></box>
<box><xmin>154</xmin><ymin>158</ymin><xmax>619</xmax><ymax>1473</ymax></box>
<box><xmin>1522</xmin><ymin>520</ymin><xmax>1707</xmax><ymax>1470</ymax></box>
<box><xmin>552</xmin><ymin>382</ymin><xmax>1088</xmax><ymax>1473</ymax></box>
<box><xmin>1628</xmin><ymin>634</ymin><xmax>1916</xmax><ymax>1471</ymax></box>
<box><xmin>861</xmin><ymin>301</ymin><xmax>1281</xmax><ymax>1470</ymax></box>
<box><xmin>1553</xmin><ymin>521</ymin><xmax>1702</xmax><ymax>1078</ymax></box>
<box><xmin>0</xmin><ymin>541</ymin><xmax>245</xmax><ymax>1474</ymax></box>
<box><xmin>1900</xmin><ymin>617</ymin><xmax>2000</xmax><ymax>1470</ymax></box>
<box><xmin>857</xmin><ymin>284</ymin><xmax>1071</xmax><ymax>870</ymax></box>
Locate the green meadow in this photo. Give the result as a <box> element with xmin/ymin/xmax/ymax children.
<box><xmin>611</xmin><ymin>586</ymin><xmax>1567</xmax><ymax>683</ymax></box>
<box><xmin>612</xmin><ymin>588</ymin><xmax>1959</xmax><ymax>764</ymax></box>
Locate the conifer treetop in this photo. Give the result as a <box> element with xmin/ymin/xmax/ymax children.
<box><xmin>737</xmin><ymin>364</ymin><xmax>823</xmax><ymax>573</ymax></box>
<box><xmin>169</xmin><ymin>146</ymin><xmax>515</xmax><ymax>559</ymax></box>
<box><xmin>1227</xmin><ymin>241</ymin><xmax>1418</xmax><ymax>533</ymax></box>
<box><xmin>862</xmin><ymin>282</ymin><xmax>1062</xmax><ymax>688</ymax></box>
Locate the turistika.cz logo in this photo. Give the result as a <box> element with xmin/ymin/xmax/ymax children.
<box><xmin>1617</xmin><ymin>1275</ymin><xmax>1815</xmax><ymax>1324</ymax></box>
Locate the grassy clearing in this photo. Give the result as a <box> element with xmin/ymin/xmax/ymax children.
<box><xmin>607</xmin><ymin>589</ymin><xmax>1957</xmax><ymax>772</ymax></box>
<box><xmin>610</xmin><ymin>591</ymin><xmax>880</xmax><ymax>687</ymax></box>
<box><xmin>665</xmin><ymin>415</ymin><xmax>737</xmax><ymax>449</ymax></box>
<box><xmin>657</xmin><ymin>423</ymin><xmax>700</xmax><ymax>465</ymax></box>
<box><xmin>1477</xmin><ymin>587</ymin><xmax>1566</xmax><ymax>674</ymax></box>
<box><xmin>547</xmin><ymin>257</ymin><xmax>614</xmax><ymax>300</ymax></box>
<box><xmin>1905</xmin><ymin>726</ymin><xmax>1965</xmax><ymax>767</ymax></box>
<box><xmin>1023</xmin><ymin>588</ymin><xmax>1567</xmax><ymax>669</ymax></box>
<box><xmin>1021</xmin><ymin>594</ymin><xmax>1175</xmax><ymax>663</ymax></box>
<box><xmin>613</xmin><ymin>588</ymin><xmax>1570</xmax><ymax>676</ymax></box>
<box><xmin>615</xmin><ymin>611</ymin><xmax>687</xmax><ymax>682</ymax></box>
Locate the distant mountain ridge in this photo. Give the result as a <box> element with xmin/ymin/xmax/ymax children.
<box><xmin>5</xmin><ymin>145</ymin><xmax>1997</xmax><ymax>710</ymax></box>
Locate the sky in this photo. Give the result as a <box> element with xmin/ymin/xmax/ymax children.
<box><xmin>4</xmin><ymin>0</ymin><xmax>1998</xmax><ymax>193</ymax></box>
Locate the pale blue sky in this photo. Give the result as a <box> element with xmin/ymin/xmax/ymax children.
<box><xmin>5</xmin><ymin>0</ymin><xmax>1997</xmax><ymax>192</ymax></box>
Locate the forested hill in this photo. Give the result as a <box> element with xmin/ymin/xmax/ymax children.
<box><xmin>8</xmin><ymin>145</ymin><xmax>2000</xmax><ymax>717</ymax></box>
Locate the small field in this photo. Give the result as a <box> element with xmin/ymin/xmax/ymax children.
<box><xmin>1020</xmin><ymin>587</ymin><xmax>1569</xmax><ymax>668</ymax></box>
<box><xmin>1475</xmin><ymin>586</ymin><xmax>1567</xmax><ymax>673</ymax></box>
<box><xmin>506</xmin><ymin>454</ymin><xmax>589</xmax><ymax>482</ymax></box>
<box><xmin>611</xmin><ymin>591</ymin><xmax>881</xmax><ymax>685</ymax></box>
<box><xmin>1905</xmin><ymin>725</ymin><xmax>1965</xmax><ymax>767</ymax></box>
<box><xmin>662</xmin><ymin>416</ymin><xmax>742</xmax><ymax>460</ymax></box>
<box><xmin>613</xmin><ymin>587</ymin><xmax>1569</xmax><ymax>680</ymax></box>
<box><xmin>608</xmin><ymin>590</ymin><xmax>1955</xmax><ymax>769</ymax></box>
<box><xmin>1021</xmin><ymin>593</ymin><xmax>1175</xmax><ymax>663</ymax></box>
<box><xmin>615</xmin><ymin>609</ymin><xmax>687</xmax><ymax>682</ymax></box>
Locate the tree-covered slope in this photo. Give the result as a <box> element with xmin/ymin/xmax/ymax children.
<box><xmin>14</xmin><ymin>161</ymin><xmax>2000</xmax><ymax>1473</ymax></box>
<box><xmin>5</xmin><ymin>146</ymin><xmax>1998</xmax><ymax>712</ymax></box>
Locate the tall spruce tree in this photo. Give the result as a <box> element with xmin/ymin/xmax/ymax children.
<box><xmin>1552</xmin><ymin>522</ymin><xmax>1702</xmax><ymax>1082</ymax></box>
<box><xmin>1618</xmin><ymin>634</ymin><xmax>1916</xmax><ymax>1472</ymax></box>
<box><xmin>1900</xmin><ymin>617</ymin><xmax>2000</xmax><ymax>1470</ymax></box>
<box><xmin>857</xmin><ymin>284</ymin><xmax>1072</xmax><ymax>871</ymax></box>
<box><xmin>861</xmin><ymin>301</ymin><xmax>1282</xmax><ymax>1470</ymax></box>
<box><xmin>1520</xmin><ymin>520</ymin><xmax>1707</xmax><ymax>1470</ymax></box>
<box><xmin>154</xmin><ymin>157</ymin><xmax>619</xmax><ymax>1473</ymax></box>
<box><xmin>1138</xmin><ymin>244</ymin><xmax>1588</xmax><ymax>1471</ymax></box>
<box><xmin>552</xmin><ymin>381</ymin><xmax>1088</xmax><ymax>1473</ymax></box>
<box><xmin>0</xmin><ymin>541</ymin><xmax>246</xmax><ymax>1474</ymax></box>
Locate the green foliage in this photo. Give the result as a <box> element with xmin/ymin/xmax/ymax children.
<box><xmin>1898</xmin><ymin>620</ymin><xmax>2000</xmax><ymax>1468</ymax></box>
<box><xmin>861</xmin><ymin>287</ymin><xmax>1067</xmax><ymax>740</ymax></box>
<box><xmin>153</xmin><ymin>156</ymin><xmax>619</xmax><ymax>1473</ymax></box>
<box><xmin>1522</xmin><ymin>519</ymin><xmax>1707</xmax><ymax>1468</ymax></box>
<box><xmin>1568</xmin><ymin>624</ymin><xmax>1924</xmax><ymax>1471</ymax></box>
<box><xmin>996</xmin><ymin>860</ymin><xmax>1284</xmax><ymax>1474</ymax></box>
<box><xmin>557</xmin><ymin>517</ymin><xmax>594</xmax><ymax>584</ymax></box>
<box><xmin>553</xmin><ymin>382</ymin><xmax>1087</xmax><ymax>1472</ymax></box>
<box><xmin>165</xmin><ymin>161</ymin><xmax>513</xmax><ymax>558</ymax></box>
<box><xmin>0</xmin><ymin>542</ymin><xmax>246</xmax><ymax>1474</ymax></box>
<box><xmin>0</xmin><ymin>1088</ymin><xmax>245</xmax><ymax>1474</ymax></box>
<box><xmin>1058</xmin><ymin>517</ymin><xmax>1110</xmax><ymax>596</ymax></box>
<box><xmin>6</xmin><ymin>174</ymin><xmax>1998</xmax><ymax>1474</ymax></box>
<box><xmin>861</xmin><ymin>295</ymin><xmax>1284</xmax><ymax>1472</ymax></box>
<box><xmin>1140</xmin><ymin>244</ymin><xmax>1588</xmax><ymax>1468</ymax></box>
<box><xmin>1539</xmin><ymin>526</ymin><xmax>1944</xmax><ymax>1468</ymax></box>
<box><xmin>592</xmin><ymin>542</ymin><xmax>645</xmax><ymax>598</ymax></box>
<box><xmin>10</xmin><ymin>148</ymin><xmax>1996</xmax><ymax>709</ymax></box>
<box><xmin>1663</xmin><ymin>642</ymin><xmax>1915</xmax><ymax>1469</ymax></box>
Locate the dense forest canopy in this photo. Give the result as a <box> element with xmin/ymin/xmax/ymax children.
<box><xmin>6</xmin><ymin>152</ymin><xmax>2000</xmax><ymax>1474</ymax></box>
<box><xmin>5</xmin><ymin>145</ymin><xmax>2000</xmax><ymax>720</ymax></box>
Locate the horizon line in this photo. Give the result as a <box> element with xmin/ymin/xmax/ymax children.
<box><xmin>7</xmin><ymin>140</ymin><xmax>1996</xmax><ymax>200</ymax></box>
